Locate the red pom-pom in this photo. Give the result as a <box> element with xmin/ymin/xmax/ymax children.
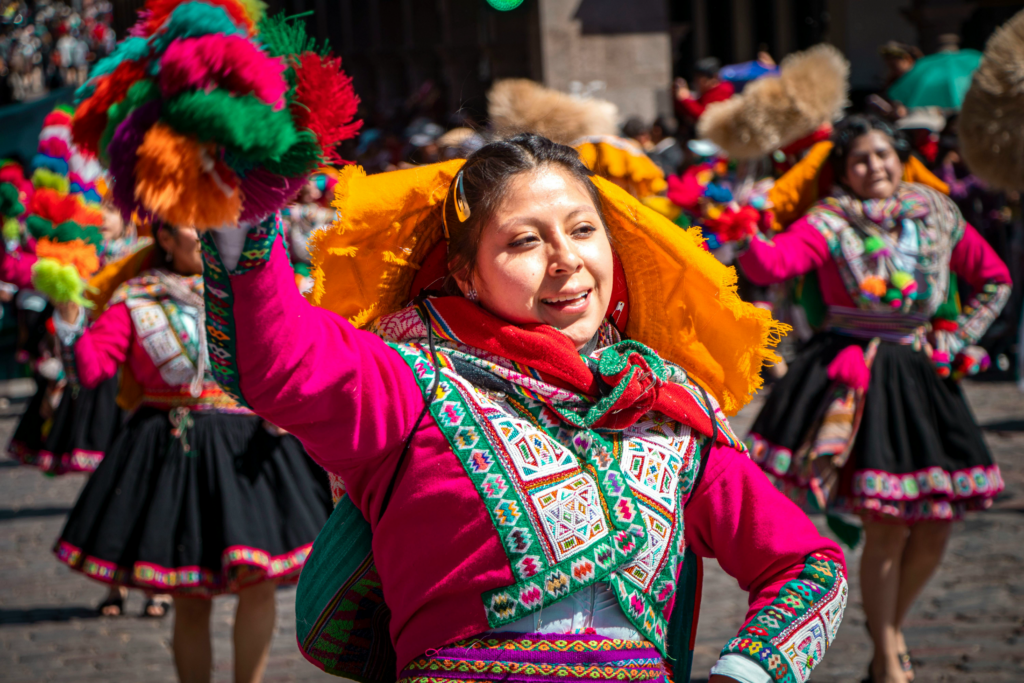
<box><xmin>291</xmin><ymin>53</ymin><xmax>363</xmax><ymax>164</ymax></box>
<box><xmin>932</xmin><ymin>319</ymin><xmax>959</xmax><ymax>333</ymax></box>
<box><xmin>707</xmin><ymin>205</ymin><xmax>762</xmax><ymax>243</ymax></box>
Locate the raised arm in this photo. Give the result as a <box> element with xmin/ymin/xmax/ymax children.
<box><xmin>54</xmin><ymin>301</ymin><xmax>132</xmax><ymax>388</ymax></box>
<box><xmin>685</xmin><ymin>445</ymin><xmax>848</xmax><ymax>683</ymax></box>
<box><xmin>202</xmin><ymin>217</ymin><xmax>426</xmax><ymax>473</ymax></box>
<box><xmin>949</xmin><ymin>222</ymin><xmax>1012</xmax><ymax>348</ymax></box>
<box><xmin>735</xmin><ymin>218</ymin><xmax>831</xmax><ymax>286</ymax></box>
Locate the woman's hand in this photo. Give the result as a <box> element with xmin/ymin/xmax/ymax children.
<box><xmin>674</xmin><ymin>77</ymin><xmax>691</xmax><ymax>101</ymax></box>
<box><xmin>55</xmin><ymin>300</ymin><xmax>81</xmax><ymax>326</ymax></box>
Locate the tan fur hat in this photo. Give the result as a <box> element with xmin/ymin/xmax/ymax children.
<box><xmin>697</xmin><ymin>44</ymin><xmax>849</xmax><ymax>159</ymax></box>
<box><xmin>487</xmin><ymin>79</ymin><xmax>619</xmax><ymax>145</ymax></box>
<box><xmin>959</xmin><ymin>9</ymin><xmax>1024</xmax><ymax>191</ymax></box>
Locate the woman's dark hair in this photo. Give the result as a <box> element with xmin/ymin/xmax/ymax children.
<box><xmin>442</xmin><ymin>133</ymin><xmax>606</xmax><ymax>288</ymax></box>
<box><xmin>829</xmin><ymin>114</ymin><xmax>912</xmax><ymax>182</ymax></box>
<box><xmin>151</xmin><ymin>221</ymin><xmax>177</xmax><ymax>266</ymax></box>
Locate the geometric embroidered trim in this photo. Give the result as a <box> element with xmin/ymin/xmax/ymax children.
<box><xmin>721</xmin><ymin>552</ymin><xmax>847</xmax><ymax>683</ymax></box>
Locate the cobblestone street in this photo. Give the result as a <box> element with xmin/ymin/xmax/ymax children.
<box><xmin>1</xmin><ymin>379</ymin><xmax>1022</xmax><ymax>682</ymax></box>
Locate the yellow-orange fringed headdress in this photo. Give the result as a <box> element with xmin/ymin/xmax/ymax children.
<box><xmin>308</xmin><ymin>160</ymin><xmax>787</xmax><ymax>415</ymax></box>
<box><xmin>574</xmin><ymin>136</ymin><xmax>667</xmax><ymax>199</ymax></box>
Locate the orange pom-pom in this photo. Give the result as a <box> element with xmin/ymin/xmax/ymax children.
<box><xmin>133</xmin><ymin>123</ymin><xmax>242</xmax><ymax>229</ymax></box>
<box><xmin>34</xmin><ymin>237</ymin><xmax>101</xmax><ymax>279</ymax></box>
<box><xmin>860</xmin><ymin>275</ymin><xmax>887</xmax><ymax>299</ymax></box>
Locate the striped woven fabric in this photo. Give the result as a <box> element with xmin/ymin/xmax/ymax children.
<box><xmin>827</xmin><ymin>306</ymin><xmax>928</xmax><ymax>344</ymax></box>
<box><xmin>398</xmin><ymin>632</ymin><xmax>669</xmax><ymax>683</ymax></box>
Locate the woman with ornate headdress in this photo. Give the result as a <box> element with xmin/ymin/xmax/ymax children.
<box><xmin>736</xmin><ymin>114</ymin><xmax>1010</xmax><ymax>683</ymax></box>
<box><xmin>201</xmin><ymin>133</ymin><xmax>849</xmax><ymax>683</ymax></box>
<box><xmin>41</xmin><ymin>0</ymin><xmax>364</xmax><ymax>675</ymax></box>
<box><xmin>50</xmin><ymin>220</ymin><xmax>333</xmax><ymax>679</ymax></box>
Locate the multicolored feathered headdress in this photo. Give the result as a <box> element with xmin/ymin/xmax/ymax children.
<box><xmin>26</xmin><ymin>107</ymin><xmax>109</xmax><ymax>306</ymax></box>
<box><xmin>71</xmin><ymin>0</ymin><xmax>362</xmax><ymax>229</ymax></box>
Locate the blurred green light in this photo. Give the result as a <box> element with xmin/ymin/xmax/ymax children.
<box><xmin>487</xmin><ymin>0</ymin><xmax>524</xmax><ymax>10</ymax></box>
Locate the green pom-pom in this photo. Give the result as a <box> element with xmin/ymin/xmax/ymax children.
<box><xmin>25</xmin><ymin>215</ymin><xmax>54</xmax><ymax>240</ymax></box>
<box><xmin>3</xmin><ymin>217</ymin><xmax>21</xmax><ymax>241</ymax></box>
<box><xmin>0</xmin><ymin>182</ymin><xmax>24</xmax><ymax>217</ymax></box>
<box><xmin>162</xmin><ymin>90</ymin><xmax>299</xmax><ymax>163</ymax></box>
<box><xmin>257</xmin><ymin>11</ymin><xmax>328</xmax><ymax>59</ymax></box>
<box><xmin>53</xmin><ymin>221</ymin><xmax>104</xmax><ymax>249</ymax></box>
<box><xmin>260</xmin><ymin>131</ymin><xmax>321</xmax><ymax>177</ymax></box>
<box><xmin>890</xmin><ymin>270</ymin><xmax>914</xmax><ymax>290</ymax></box>
<box><xmin>863</xmin><ymin>235</ymin><xmax>885</xmax><ymax>255</ymax></box>
<box><xmin>31</xmin><ymin>168</ymin><xmax>70</xmax><ymax>194</ymax></box>
<box><xmin>30</xmin><ymin>258</ymin><xmax>92</xmax><ymax>307</ymax></box>
<box><xmin>883</xmin><ymin>288</ymin><xmax>901</xmax><ymax>303</ymax></box>
<box><xmin>487</xmin><ymin>0</ymin><xmax>524</xmax><ymax>9</ymax></box>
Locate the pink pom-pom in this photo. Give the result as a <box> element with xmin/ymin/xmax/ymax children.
<box><xmin>827</xmin><ymin>344</ymin><xmax>871</xmax><ymax>391</ymax></box>
<box><xmin>159</xmin><ymin>34</ymin><xmax>288</xmax><ymax>109</ymax></box>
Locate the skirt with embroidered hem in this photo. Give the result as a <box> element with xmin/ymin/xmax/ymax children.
<box><xmin>397</xmin><ymin>632</ymin><xmax>670</xmax><ymax>683</ymax></box>
<box><xmin>8</xmin><ymin>375</ymin><xmax>123</xmax><ymax>475</ymax></box>
<box><xmin>747</xmin><ymin>332</ymin><xmax>1002</xmax><ymax>524</ymax></box>
<box><xmin>54</xmin><ymin>407</ymin><xmax>332</xmax><ymax>596</ymax></box>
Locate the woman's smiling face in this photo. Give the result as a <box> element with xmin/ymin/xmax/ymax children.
<box><xmin>454</xmin><ymin>164</ymin><xmax>613</xmax><ymax>349</ymax></box>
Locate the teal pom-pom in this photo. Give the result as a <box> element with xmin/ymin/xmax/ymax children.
<box><xmin>149</xmin><ymin>2</ymin><xmax>247</xmax><ymax>55</ymax></box>
<box><xmin>75</xmin><ymin>36</ymin><xmax>151</xmax><ymax>103</ymax></box>
<box><xmin>30</xmin><ymin>259</ymin><xmax>92</xmax><ymax>307</ymax></box>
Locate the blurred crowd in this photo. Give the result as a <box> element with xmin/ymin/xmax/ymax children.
<box><xmin>0</xmin><ymin>0</ymin><xmax>115</xmax><ymax>104</ymax></box>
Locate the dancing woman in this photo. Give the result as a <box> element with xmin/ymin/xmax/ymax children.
<box><xmin>51</xmin><ymin>223</ymin><xmax>332</xmax><ymax>683</ymax></box>
<box><xmin>738</xmin><ymin>115</ymin><xmax>1010</xmax><ymax>683</ymax></box>
<box><xmin>204</xmin><ymin>134</ymin><xmax>849</xmax><ymax>683</ymax></box>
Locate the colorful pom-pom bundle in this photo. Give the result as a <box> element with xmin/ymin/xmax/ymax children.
<box><xmin>72</xmin><ymin>0</ymin><xmax>362</xmax><ymax>229</ymax></box>
<box><xmin>26</xmin><ymin>108</ymin><xmax>107</xmax><ymax>287</ymax></box>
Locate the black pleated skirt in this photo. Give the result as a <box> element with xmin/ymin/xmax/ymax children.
<box><xmin>54</xmin><ymin>408</ymin><xmax>333</xmax><ymax>596</ymax></box>
<box><xmin>748</xmin><ymin>333</ymin><xmax>1002</xmax><ymax>523</ymax></box>
<box><xmin>8</xmin><ymin>376</ymin><xmax>123</xmax><ymax>474</ymax></box>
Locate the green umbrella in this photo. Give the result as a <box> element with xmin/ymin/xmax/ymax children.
<box><xmin>888</xmin><ymin>49</ymin><xmax>983</xmax><ymax>110</ymax></box>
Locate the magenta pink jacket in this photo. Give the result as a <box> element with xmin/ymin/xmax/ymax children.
<box><xmin>737</xmin><ymin>218</ymin><xmax>1010</xmax><ymax>298</ymax></box>
<box><xmin>0</xmin><ymin>240</ymin><xmax>37</xmax><ymax>290</ymax></box>
<box><xmin>220</xmin><ymin>235</ymin><xmax>846</xmax><ymax>670</ymax></box>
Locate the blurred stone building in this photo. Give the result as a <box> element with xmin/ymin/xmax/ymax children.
<box><xmin>107</xmin><ymin>0</ymin><xmax>1023</xmax><ymax>126</ymax></box>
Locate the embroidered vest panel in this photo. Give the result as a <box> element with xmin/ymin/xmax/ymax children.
<box><xmin>127</xmin><ymin>297</ymin><xmax>200</xmax><ymax>387</ymax></box>
<box><xmin>390</xmin><ymin>341</ymin><xmax>703</xmax><ymax>655</ymax></box>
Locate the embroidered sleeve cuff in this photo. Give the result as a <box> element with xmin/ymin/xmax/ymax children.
<box><xmin>720</xmin><ymin>553</ymin><xmax>848</xmax><ymax>683</ymax></box>
<box><xmin>710</xmin><ymin>654</ymin><xmax>773</xmax><ymax>683</ymax></box>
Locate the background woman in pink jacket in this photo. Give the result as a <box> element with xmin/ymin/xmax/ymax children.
<box><xmin>204</xmin><ymin>134</ymin><xmax>849</xmax><ymax>683</ymax></box>
<box><xmin>50</xmin><ymin>224</ymin><xmax>333</xmax><ymax>683</ymax></box>
<box><xmin>737</xmin><ymin>115</ymin><xmax>1011</xmax><ymax>683</ymax></box>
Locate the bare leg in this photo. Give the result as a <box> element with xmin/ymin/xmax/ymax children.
<box><xmin>233</xmin><ymin>581</ymin><xmax>276</xmax><ymax>683</ymax></box>
<box><xmin>892</xmin><ymin>521</ymin><xmax>953</xmax><ymax>680</ymax></box>
<box><xmin>860</xmin><ymin>519</ymin><xmax>909</xmax><ymax>683</ymax></box>
<box><xmin>173</xmin><ymin>596</ymin><xmax>213</xmax><ymax>683</ymax></box>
